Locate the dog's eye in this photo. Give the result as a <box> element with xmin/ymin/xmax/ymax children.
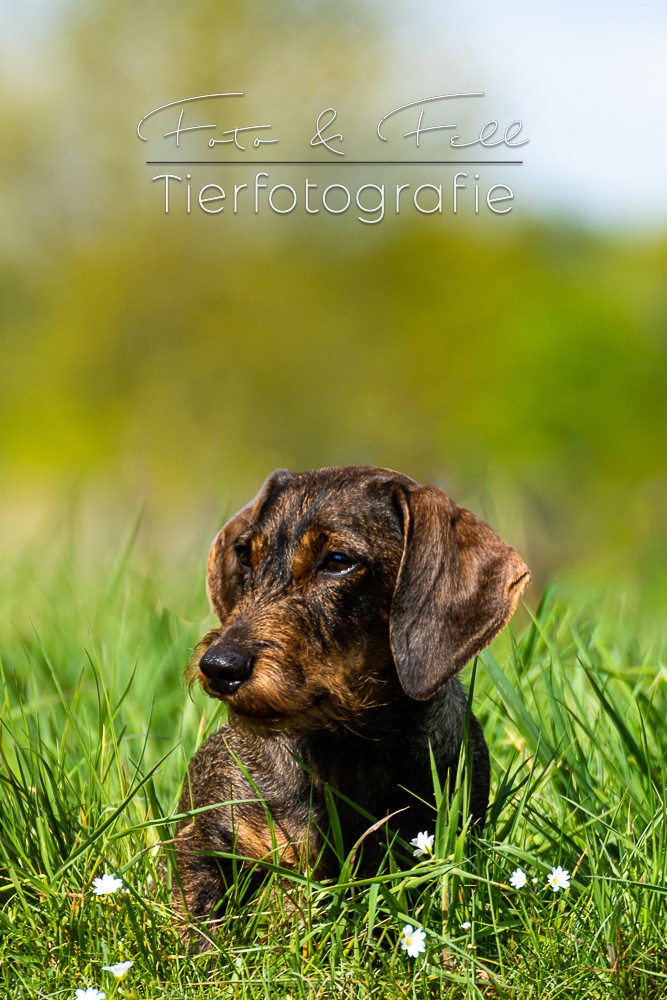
<box><xmin>235</xmin><ymin>545</ymin><xmax>252</xmax><ymax>572</ymax></box>
<box><xmin>319</xmin><ymin>552</ymin><xmax>357</xmax><ymax>575</ymax></box>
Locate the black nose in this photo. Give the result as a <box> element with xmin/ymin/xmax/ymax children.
<box><xmin>199</xmin><ymin>644</ymin><xmax>255</xmax><ymax>695</ymax></box>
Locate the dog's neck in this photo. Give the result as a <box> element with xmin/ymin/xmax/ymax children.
<box><xmin>296</xmin><ymin>679</ymin><xmax>467</xmax><ymax>794</ymax></box>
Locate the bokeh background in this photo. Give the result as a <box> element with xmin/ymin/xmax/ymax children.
<box><xmin>1</xmin><ymin>0</ymin><xmax>665</xmax><ymax>614</ymax></box>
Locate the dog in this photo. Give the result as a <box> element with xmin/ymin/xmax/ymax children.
<box><xmin>174</xmin><ymin>466</ymin><xmax>530</xmax><ymax>929</ymax></box>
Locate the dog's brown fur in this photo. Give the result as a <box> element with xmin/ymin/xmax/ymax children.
<box><xmin>174</xmin><ymin>466</ymin><xmax>530</xmax><ymax>929</ymax></box>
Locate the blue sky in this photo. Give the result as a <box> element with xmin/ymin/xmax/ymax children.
<box><xmin>386</xmin><ymin>0</ymin><xmax>667</xmax><ymax>229</ymax></box>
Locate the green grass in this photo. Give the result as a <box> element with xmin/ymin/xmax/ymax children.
<box><xmin>1</xmin><ymin>518</ymin><xmax>665</xmax><ymax>999</ymax></box>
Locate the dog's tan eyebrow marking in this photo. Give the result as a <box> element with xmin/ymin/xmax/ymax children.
<box><xmin>233</xmin><ymin>532</ymin><xmax>268</xmax><ymax>570</ymax></box>
<box><xmin>290</xmin><ymin>527</ymin><xmax>328</xmax><ymax>579</ymax></box>
<box><xmin>290</xmin><ymin>526</ymin><xmax>369</xmax><ymax>580</ymax></box>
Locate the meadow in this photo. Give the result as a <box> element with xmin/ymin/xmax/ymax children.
<box><xmin>1</xmin><ymin>514</ymin><xmax>665</xmax><ymax>1000</ymax></box>
<box><xmin>2</xmin><ymin>2</ymin><xmax>666</xmax><ymax>996</ymax></box>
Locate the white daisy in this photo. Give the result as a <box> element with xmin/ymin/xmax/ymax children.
<box><xmin>400</xmin><ymin>924</ymin><xmax>426</xmax><ymax>958</ymax></box>
<box><xmin>460</xmin><ymin>920</ymin><xmax>472</xmax><ymax>930</ymax></box>
<box><xmin>410</xmin><ymin>831</ymin><xmax>434</xmax><ymax>858</ymax></box>
<box><xmin>101</xmin><ymin>961</ymin><xmax>134</xmax><ymax>979</ymax></box>
<box><xmin>91</xmin><ymin>873</ymin><xmax>124</xmax><ymax>896</ymax></box>
<box><xmin>509</xmin><ymin>867</ymin><xmax>528</xmax><ymax>889</ymax></box>
<box><xmin>546</xmin><ymin>866</ymin><xmax>571</xmax><ymax>892</ymax></box>
<box><xmin>74</xmin><ymin>989</ymin><xmax>106</xmax><ymax>1000</ymax></box>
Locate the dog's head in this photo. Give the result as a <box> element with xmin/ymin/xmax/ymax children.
<box><xmin>191</xmin><ymin>467</ymin><xmax>530</xmax><ymax>731</ymax></box>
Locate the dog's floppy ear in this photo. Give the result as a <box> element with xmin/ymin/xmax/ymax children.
<box><xmin>389</xmin><ymin>485</ymin><xmax>530</xmax><ymax>701</ymax></box>
<box><xmin>206</xmin><ymin>469</ymin><xmax>293</xmax><ymax>619</ymax></box>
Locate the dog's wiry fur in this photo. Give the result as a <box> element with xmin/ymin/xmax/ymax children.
<box><xmin>174</xmin><ymin>466</ymin><xmax>530</xmax><ymax>930</ymax></box>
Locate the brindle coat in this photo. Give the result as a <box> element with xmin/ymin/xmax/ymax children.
<box><xmin>174</xmin><ymin>466</ymin><xmax>530</xmax><ymax>928</ymax></box>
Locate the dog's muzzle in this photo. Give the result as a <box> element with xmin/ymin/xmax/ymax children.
<box><xmin>199</xmin><ymin>643</ymin><xmax>255</xmax><ymax>695</ymax></box>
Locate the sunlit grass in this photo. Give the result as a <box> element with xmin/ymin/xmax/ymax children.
<box><xmin>0</xmin><ymin>524</ymin><xmax>665</xmax><ymax>999</ymax></box>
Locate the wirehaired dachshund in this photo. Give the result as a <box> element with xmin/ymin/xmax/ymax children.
<box><xmin>174</xmin><ymin>466</ymin><xmax>530</xmax><ymax>927</ymax></box>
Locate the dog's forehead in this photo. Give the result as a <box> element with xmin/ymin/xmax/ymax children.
<box><xmin>252</xmin><ymin>467</ymin><xmax>408</xmax><ymax>541</ymax></box>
